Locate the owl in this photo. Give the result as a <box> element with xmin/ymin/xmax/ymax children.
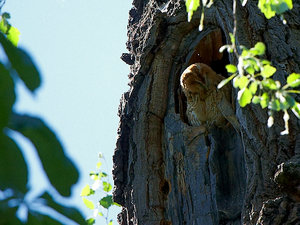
<box><xmin>180</xmin><ymin>63</ymin><xmax>233</xmax><ymax>128</ymax></box>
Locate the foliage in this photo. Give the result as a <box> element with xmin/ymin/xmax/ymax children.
<box><xmin>81</xmin><ymin>154</ymin><xmax>120</xmax><ymax>225</ymax></box>
<box><xmin>0</xmin><ymin>12</ymin><xmax>20</xmax><ymax>46</ymax></box>
<box><xmin>185</xmin><ymin>0</ymin><xmax>299</xmax><ymax>134</ymax></box>
<box><xmin>219</xmin><ymin>40</ymin><xmax>300</xmax><ymax>135</ymax></box>
<box><xmin>185</xmin><ymin>0</ymin><xmax>213</xmax><ymax>30</ymax></box>
<box><xmin>0</xmin><ymin>12</ymin><xmax>86</xmax><ymax>224</ymax></box>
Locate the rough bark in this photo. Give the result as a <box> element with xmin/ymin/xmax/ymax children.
<box><xmin>113</xmin><ymin>1</ymin><xmax>300</xmax><ymax>224</ymax></box>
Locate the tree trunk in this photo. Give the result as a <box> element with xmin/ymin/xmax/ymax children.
<box><xmin>113</xmin><ymin>1</ymin><xmax>300</xmax><ymax>224</ymax></box>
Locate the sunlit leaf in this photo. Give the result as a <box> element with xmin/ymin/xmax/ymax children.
<box><xmin>81</xmin><ymin>185</ymin><xmax>91</xmax><ymax>196</ymax></box>
<box><xmin>185</xmin><ymin>0</ymin><xmax>200</xmax><ymax>22</ymax></box>
<box><xmin>8</xmin><ymin>113</ymin><xmax>79</xmax><ymax>197</ymax></box>
<box><xmin>0</xmin><ymin>134</ymin><xmax>28</xmax><ymax>193</ymax></box>
<box><xmin>103</xmin><ymin>181</ymin><xmax>112</xmax><ymax>192</ymax></box>
<box><xmin>83</xmin><ymin>197</ymin><xmax>95</xmax><ymax>210</ymax></box>
<box><xmin>252</xmin><ymin>96</ymin><xmax>261</xmax><ymax>104</ymax></box>
<box><xmin>253</xmin><ymin>42</ymin><xmax>265</xmax><ymax>55</ymax></box>
<box><xmin>238</xmin><ymin>88</ymin><xmax>252</xmax><ymax>107</ymax></box>
<box><xmin>261</xmin><ymin>65</ymin><xmax>276</xmax><ymax>78</ymax></box>
<box><xmin>258</xmin><ymin>0</ymin><xmax>276</xmax><ymax>19</ymax></box>
<box><xmin>262</xmin><ymin>79</ymin><xmax>277</xmax><ymax>90</ymax></box>
<box><xmin>0</xmin><ymin>32</ymin><xmax>41</xmax><ymax>92</ymax></box>
<box><xmin>86</xmin><ymin>218</ymin><xmax>95</xmax><ymax>225</ymax></box>
<box><xmin>0</xmin><ymin>63</ymin><xmax>15</xmax><ymax>128</ymax></box>
<box><xmin>287</xmin><ymin>73</ymin><xmax>300</xmax><ymax>88</ymax></box>
<box><xmin>226</xmin><ymin>64</ymin><xmax>237</xmax><ymax>73</ymax></box>
<box><xmin>99</xmin><ymin>195</ymin><xmax>113</xmax><ymax>209</ymax></box>
<box><xmin>96</xmin><ymin>162</ymin><xmax>102</xmax><ymax>169</ymax></box>
<box><xmin>217</xmin><ymin>74</ymin><xmax>235</xmax><ymax>89</ymax></box>
<box><xmin>260</xmin><ymin>92</ymin><xmax>269</xmax><ymax>108</ymax></box>
<box><xmin>234</xmin><ymin>76</ymin><xmax>249</xmax><ymax>89</ymax></box>
<box><xmin>229</xmin><ymin>33</ymin><xmax>235</xmax><ymax>44</ymax></box>
<box><xmin>113</xmin><ymin>202</ymin><xmax>121</xmax><ymax>207</ymax></box>
<box><xmin>108</xmin><ymin>220</ymin><xmax>113</xmax><ymax>225</ymax></box>
<box><xmin>292</xmin><ymin>102</ymin><xmax>300</xmax><ymax>118</ymax></box>
<box><xmin>249</xmin><ymin>81</ymin><xmax>258</xmax><ymax>94</ymax></box>
<box><xmin>40</xmin><ymin>192</ymin><xmax>87</xmax><ymax>225</ymax></box>
<box><xmin>6</xmin><ymin>26</ymin><xmax>20</xmax><ymax>46</ymax></box>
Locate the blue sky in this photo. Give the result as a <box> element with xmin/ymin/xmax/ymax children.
<box><xmin>3</xmin><ymin>0</ymin><xmax>131</xmax><ymax>224</ymax></box>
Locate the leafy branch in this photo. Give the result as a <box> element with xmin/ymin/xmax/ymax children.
<box><xmin>0</xmin><ymin>12</ymin><xmax>86</xmax><ymax>225</ymax></box>
<box><xmin>81</xmin><ymin>154</ymin><xmax>120</xmax><ymax>225</ymax></box>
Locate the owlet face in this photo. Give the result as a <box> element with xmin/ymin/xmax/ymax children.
<box><xmin>180</xmin><ymin>64</ymin><xmax>208</xmax><ymax>100</ymax></box>
<box><xmin>180</xmin><ymin>63</ymin><xmax>227</xmax><ymax>127</ymax></box>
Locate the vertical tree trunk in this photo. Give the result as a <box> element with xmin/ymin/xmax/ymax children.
<box><xmin>113</xmin><ymin>1</ymin><xmax>300</xmax><ymax>224</ymax></box>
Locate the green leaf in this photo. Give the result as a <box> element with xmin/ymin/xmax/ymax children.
<box><xmin>252</xmin><ymin>96</ymin><xmax>261</xmax><ymax>104</ymax></box>
<box><xmin>245</xmin><ymin>65</ymin><xmax>255</xmax><ymax>75</ymax></box>
<box><xmin>269</xmin><ymin>99</ymin><xmax>281</xmax><ymax>111</ymax></box>
<box><xmin>262</xmin><ymin>79</ymin><xmax>278</xmax><ymax>90</ymax></box>
<box><xmin>83</xmin><ymin>197</ymin><xmax>95</xmax><ymax>210</ymax></box>
<box><xmin>217</xmin><ymin>74</ymin><xmax>236</xmax><ymax>89</ymax></box>
<box><xmin>86</xmin><ymin>218</ymin><xmax>96</xmax><ymax>225</ymax></box>
<box><xmin>261</xmin><ymin>65</ymin><xmax>276</xmax><ymax>78</ymax></box>
<box><xmin>98</xmin><ymin>212</ymin><xmax>104</xmax><ymax>216</ymax></box>
<box><xmin>285</xmin><ymin>95</ymin><xmax>295</xmax><ymax>107</ymax></box>
<box><xmin>113</xmin><ymin>202</ymin><xmax>121</xmax><ymax>207</ymax></box>
<box><xmin>233</xmin><ymin>76</ymin><xmax>249</xmax><ymax>89</ymax></box>
<box><xmin>0</xmin><ymin>134</ymin><xmax>28</xmax><ymax>193</ymax></box>
<box><xmin>253</xmin><ymin>42</ymin><xmax>265</xmax><ymax>55</ymax></box>
<box><xmin>81</xmin><ymin>185</ymin><xmax>91</xmax><ymax>196</ymax></box>
<box><xmin>258</xmin><ymin>0</ymin><xmax>276</xmax><ymax>19</ymax></box>
<box><xmin>100</xmin><ymin>172</ymin><xmax>108</xmax><ymax>178</ymax></box>
<box><xmin>108</xmin><ymin>220</ymin><xmax>113</xmax><ymax>225</ymax></box>
<box><xmin>287</xmin><ymin>73</ymin><xmax>300</xmax><ymax>88</ymax></box>
<box><xmin>279</xmin><ymin>97</ymin><xmax>290</xmax><ymax>110</ymax></box>
<box><xmin>0</xmin><ymin>63</ymin><xmax>15</xmax><ymax>128</ymax></box>
<box><xmin>229</xmin><ymin>33</ymin><xmax>235</xmax><ymax>44</ymax></box>
<box><xmin>185</xmin><ymin>0</ymin><xmax>200</xmax><ymax>22</ymax></box>
<box><xmin>103</xmin><ymin>181</ymin><xmax>112</xmax><ymax>192</ymax></box>
<box><xmin>99</xmin><ymin>195</ymin><xmax>113</xmax><ymax>209</ymax></box>
<box><xmin>96</xmin><ymin>161</ymin><xmax>102</xmax><ymax>169</ymax></box>
<box><xmin>292</xmin><ymin>102</ymin><xmax>300</xmax><ymax>119</ymax></box>
<box><xmin>40</xmin><ymin>192</ymin><xmax>87</xmax><ymax>225</ymax></box>
<box><xmin>249</xmin><ymin>81</ymin><xmax>258</xmax><ymax>94</ymax></box>
<box><xmin>225</xmin><ymin>64</ymin><xmax>237</xmax><ymax>73</ymax></box>
<box><xmin>6</xmin><ymin>26</ymin><xmax>20</xmax><ymax>47</ymax></box>
<box><xmin>260</xmin><ymin>92</ymin><xmax>269</xmax><ymax>108</ymax></box>
<box><xmin>271</xmin><ymin>0</ymin><xmax>293</xmax><ymax>14</ymax></box>
<box><xmin>0</xmin><ymin>18</ymin><xmax>8</xmax><ymax>33</ymax></box>
<box><xmin>8</xmin><ymin>113</ymin><xmax>79</xmax><ymax>197</ymax></box>
<box><xmin>0</xmin><ymin>32</ymin><xmax>41</xmax><ymax>92</ymax></box>
<box><xmin>238</xmin><ymin>88</ymin><xmax>252</xmax><ymax>107</ymax></box>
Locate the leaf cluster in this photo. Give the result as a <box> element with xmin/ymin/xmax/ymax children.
<box><xmin>0</xmin><ymin>13</ymin><xmax>86</xmax><ymax>224</ymax></box>
<box><xmin>80</xmin><ymin>155</ymin><xmax>120</xmax><ymax>225</ymax></box>
<box><xmin>219</xmin><ymin>41</ymin><xmax>300</xmax><ymax>134</ymax></box>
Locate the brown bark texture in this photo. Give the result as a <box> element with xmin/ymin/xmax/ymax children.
<box><xmin>113</xmin><ymin>0</ymin><xmax>300</xmax><ymax>224</ymax></box>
